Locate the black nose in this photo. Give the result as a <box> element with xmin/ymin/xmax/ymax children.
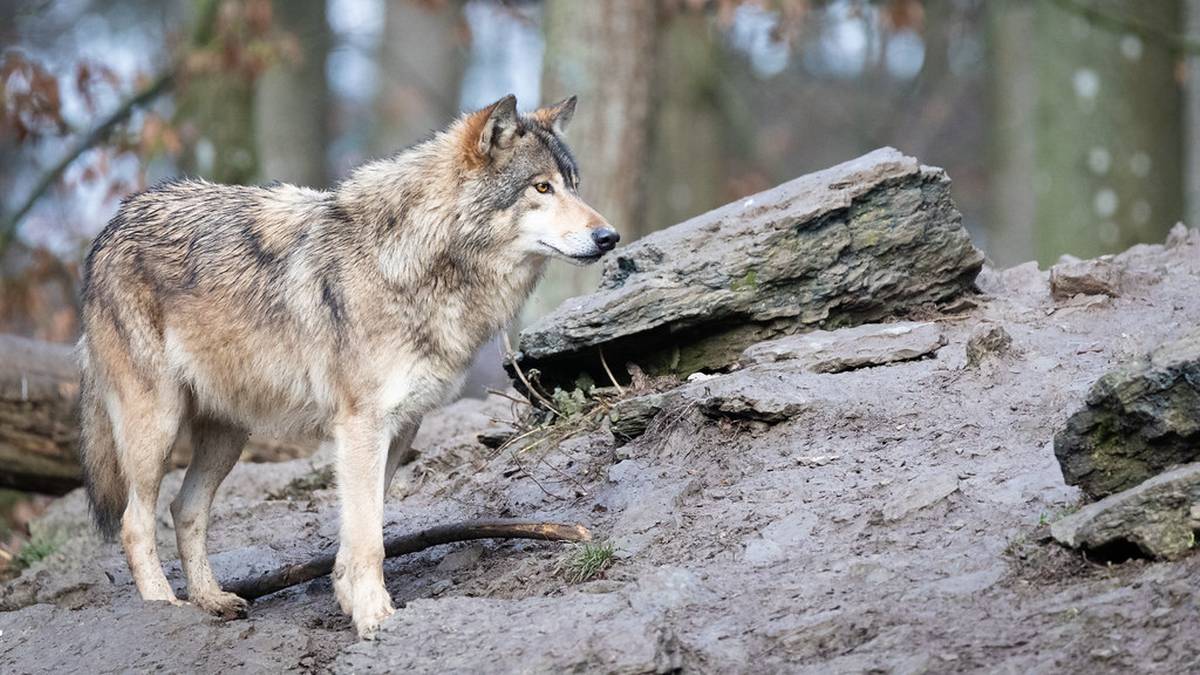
<box><xmin>592</xmin><ymin>227</ymin><xmax>620</xmax><ymax>252</ymax></box>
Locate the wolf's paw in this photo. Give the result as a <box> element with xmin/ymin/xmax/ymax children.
<box><xmin>193</xmin><ymin>590</ymin><xmax>250</xmax><ymax>620</ymax></box>
<box><xmin>351</xmin><ymin>586</ymin><xmax>395</xmax><ymax>640</ymax></box>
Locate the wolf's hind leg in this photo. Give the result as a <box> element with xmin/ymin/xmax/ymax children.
<box><xmin>171</xmin><ymin>418</ymin><xmax>248</xmax><ymax>619</ymax></box>
<box><xmin>384</xmin><ymin>420</ymin><xmax>420</xmax><ymax>492</ymax></box>
<box><xmin>116</xmin><ymin>384</ymin><xmax>184</xmax><ymax>604</ymax></box>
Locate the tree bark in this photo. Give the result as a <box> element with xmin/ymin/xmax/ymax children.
<box><xmin>646</xmin><ymin>11</ymin><xmax>728</xmax><ymax>234</ymax></box>
<box><xmin>1033</xmin><ymin>0</ymin><xmax>1183</xmax><ymax>264</ymax></box>
<box><xmin>175</xmin><ymin>0</ymin><xmax>259</xmax><ymax>185</ymax></box>
<box><xmin>524</xmin><ymin>0</ymin><xmax>661</xmax><ymax>323</ymax></box>
<box><xmin>0</xmin><ymin>335</ymin><xmax>316</xmax><ymax>494</ymax></box>
<box><xmin>371</xmin><ymin>0</ymin><xmax>467</xmax><ymax>156</ymax></box>
<box><xmin>0</xmin><ymin>336</ymin><xmax>80</xmax><ymax>495</ymax></box>
<box><xmin>985</xmin><ymin>1</ymin><xmax>1037</xmax><ymax>266</ymax></box>
<box><xmin>254</xmin><ymin>0</ymin><xmax>331</xmax><ymax>187</ymax></box>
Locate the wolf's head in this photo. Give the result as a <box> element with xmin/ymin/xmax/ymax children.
<box><xmin>457</xmin><ymin>94</ymin><xmax>619</xmax><ymax>265</ymax></box>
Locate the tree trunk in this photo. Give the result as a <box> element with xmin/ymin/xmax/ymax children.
<box><xmin>175</xmin><ymin>0</ymin><xmax>259</xmax><ymax>185</ymax></box>
<box><xmin>371</xmin><ymin>0</ymin><xmax>467</xmax><ymax>156</ymax></box>
<box><xmin>524</xmin><ymin>0</ymin><xmax>661</xmax><ymax>323</ymax></box>
<box><xmin>254</xmin><ymin>0</ymin><xmax>331</xmax><ymax>187</ymax></box>
<box><xmin>985</xmin><ymin>1</ymin><xmax>1037</xmax><ymax>266</ymax></box>
<box><xmin>1032</xmin><ymin>0</ymin><xmax>1183</xmax><ymax>264</ymax></box>
<box><xmin>1186</xmin><ymin>0</ymin><xmax>1200</xmax><ymax>227</ymax></box>
<box><xmin>646</xmin><ymin>11</ymin><xmax>727</xmax><ymax>233</ymax></box>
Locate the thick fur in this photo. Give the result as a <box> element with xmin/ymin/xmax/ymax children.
<box><xmin>77</xmin><ymin>94</ymin><xmax>613</xmax><ymax>636</ymax></box>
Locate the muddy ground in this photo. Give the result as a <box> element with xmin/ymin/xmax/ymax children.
<box><xmin>2</xmin><ymin>231</ymin><xmax>1199</xmax><ymax>674</ymax></box>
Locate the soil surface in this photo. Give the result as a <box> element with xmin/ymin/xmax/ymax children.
<box><xmin>2</xmin><ymin>232</ymin><xmax>1200</xmax><ymax>673</ymax></box>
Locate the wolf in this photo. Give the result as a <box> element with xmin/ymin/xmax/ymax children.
<box><xmin>77</xmin><ymin>94</ymin><xmax>617</xmax><ymax>638</ymax></box>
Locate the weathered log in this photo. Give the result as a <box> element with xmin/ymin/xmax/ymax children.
<box><xmin>0</xmin><ymin>335</ymin><xmax>81</xmax><ymax>494</ymax></box>
<box><xmin>0</xmin><ymin>334</ymin><xmax>316</xmax><ymax>494</ymax></box>
<box><xmin>1054</xmin><ymin>327</ymin><xmax>1200</xmax><ymax>499</ymax></box>
<box><xmin>509</xmin><ymin>147</ymin><xmax>984</xmax><ymax>392</ymax></box>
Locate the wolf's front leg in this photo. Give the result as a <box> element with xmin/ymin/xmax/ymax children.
<box><xmin>332</xmin><ymin>415</ymin><xmax>394</xmax><ymax>639</ymax></box>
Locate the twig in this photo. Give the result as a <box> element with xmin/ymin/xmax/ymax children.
<box><xmin>501</xmin><ymin>333</ymin><xmax>563</xmax><ymax>417</ymax></box>
<box><xmin>1047</xmin><ymin>0</ymin><xmax>1200</xmax><ymax>55</ymax></box>
<box><xmin>484</xmin><ymin>388</ymin><xmax>532</xmax><ymax>407</ymax></box>
<box><xmin>598</xmin><ymin>347</ymin><xmax>625</xmax><ymax>396</ymax></box>
<box><xmin>223</xmin><ymin>519</ymin><xmax>591</xmax><ymax>600</ymax></box>
<box><xmin>507</xmin><ymin>449</ymin><xmax>564</xmax><ymax>500</ymax></box>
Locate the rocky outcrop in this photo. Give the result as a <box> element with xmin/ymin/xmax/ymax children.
<box><xmin>1054</xmin><ymin>328</ymin><xmax>1200</xmax><ymax>499</ymax></box>
<box><xmin>1051</xmin><ymin>462</ymin><xmax>1200</xmax><ymax>560</ymax></box>
<box><xmin>510</xmin><ymin>148</ymin><xmax>983</xmax><ymax>392</ymax></box>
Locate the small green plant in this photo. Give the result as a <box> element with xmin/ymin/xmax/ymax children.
<box><xmin>560</xmin><ymin>541</ymin><xmax>615</xmax><ymax>583</ymax></box>
<box><xmin>14</xmin><ymin>531</ymin><xmax>61</xmax><ymax>570</ymax></box>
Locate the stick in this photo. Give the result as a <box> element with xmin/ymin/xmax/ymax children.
<box><xmin>501</xmin><ymin>333</ymin><xmax>563</xmax><ymax>417</ymax></box>
<box><xmin>223</xmin><ymin>519</ymin><xmax>592</xmax><ymax>600</ymax></box>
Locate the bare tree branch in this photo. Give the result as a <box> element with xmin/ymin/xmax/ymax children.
<box><xmin>223</xmin><ymin>519</ymin><xmax>593</xmax><ymax>601</ymax></box>
<box><xmin>1048</xmin><ymin>0</ymin><xmax>1200</xmax><ymax>55</ymax></box>
<box><xmin>0</xmin><ymin>71</ymin><xmax>175</xmax><ymax>254</ymax></box>
<box><xmin>0</xmin><ymin>0</ymin><xmax>224</xmax><ymax>255</ymax></box>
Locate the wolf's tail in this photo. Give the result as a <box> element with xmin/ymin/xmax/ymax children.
<box><xmin>78</xmin><ymin>345</ymin><xmax>126</xmax><ymax>540</ymax></box>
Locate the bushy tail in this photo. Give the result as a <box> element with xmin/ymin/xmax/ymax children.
<box><xmin>78</xmin><ymin>351</ymin><xmax>126</xmax><ymax>540</ymax></box>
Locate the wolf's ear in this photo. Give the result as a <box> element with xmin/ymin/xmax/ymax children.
<box><xmin>476</xmin><ymin>94</ymin><xmax>519</xmax><ymax>158</ymax></box>
<box><xmin>535</xmin><ymin>95</ymin><xmax>577</xmax><ymax>135</ymax></box>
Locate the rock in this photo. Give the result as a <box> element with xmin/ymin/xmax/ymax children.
<box><xmin>510</xmin><ymin>148</ymin><xmax>984</xmax><ymax>392</ymax></box>
<box><xmin>965</xmin><ymin>323</ymin><xmax>1014</xmax><ymax>368</ymax></box>
<box><xmin>1051</xmin><ymin>462</ymin><xmax>1200</xmax><ymax>560</ymax></box>
<box><xmin>975</xmin><ymin>261</ymin><xmax>1048</xmax><ymax>300</ymax></box>
<box><xmin>698</xmin><ymin>392</ymin><xmax>806</xmax><ymax>424</ymax></box>
<box><xmin>608</xmin><ymin>392</ymin><xmax>668</xmax><ymax>442</ymax></box>
<box><xmin>741</xmin><ymin>321</ymin><xmax>945</xmax><ymax>372</ymax></box>
<box><xmin>1164</xmin><ymin>222</ymin><xmax>1192</xmax><ymax>249</ymax></box>
<box><xmin>882</xmin><ymin>473</ymin><xmax>959</xmax><ymax>521</ymax></box>
<box><xmin>1050</xmin><ymin>257</ymin><xmax>1123</xmax><ymax>299</ymax></box>
<box><xmin>1055</xmin><ymin>328</ymin><xmax>1200</xmax><ymax>498</ymax></box>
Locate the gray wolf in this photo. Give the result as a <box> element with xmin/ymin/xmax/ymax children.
<box><xmin>77</xmin><ymin>94</ymin><xmax>616</xmax><ymax>638</ymax></box>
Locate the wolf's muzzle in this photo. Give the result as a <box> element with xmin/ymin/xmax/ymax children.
<box><xmin>592</xmin><ymin>227</ymin><xmax>620</xmax><ymax>252</ymax></box>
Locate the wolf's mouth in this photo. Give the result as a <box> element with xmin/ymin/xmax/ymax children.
<box><xmin>538</xmin><ymin>241</ymin><xmax>603</xmax><ymax>263</ymax></box>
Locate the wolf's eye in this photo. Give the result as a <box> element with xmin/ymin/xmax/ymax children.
<box><xmin>534</xmin><ymin>182</ymin><xmax>553</xmax><ymax>194</ymax></box>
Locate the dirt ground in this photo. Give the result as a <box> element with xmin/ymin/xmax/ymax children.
<box><xmin>2</xmin><ymin>230</ymin><xmax>1199</xmax><ymax>674</ymax></box>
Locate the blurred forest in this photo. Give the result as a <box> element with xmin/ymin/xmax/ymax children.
<box><xmin>1</xmin><ymin>0</ymin><xmax>1198</xmax><ymax>555</ymax></box>
<box><xmin>3</xmin><ymin>0</ymin><xmax>1198</xmax><ymax>341</ymax></box>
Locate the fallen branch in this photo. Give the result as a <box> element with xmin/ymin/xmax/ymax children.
<box><xmin>224</xmin><ymin>519</ymin><xmax>593</xmax><ymax>600</ymax></box>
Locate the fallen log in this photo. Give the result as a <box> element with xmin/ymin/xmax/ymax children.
<box><xmin>0</xmin><ymin>334</ymin><xmax>316</xmax><ymax>494</ymax></box>
<box><xmin>509</xmin><ymin>147</ymin><xmax>985</xmax><ymax>393</ymax></box>
<box><xmin>224</xmin><ymin>519</ymin><xmax>593</xmax><ymax>600</ymax></box>
<box><xmin>0</xmin><ymin>335</ymin><xmax>81</xmax><ymax>494</ymax></box>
